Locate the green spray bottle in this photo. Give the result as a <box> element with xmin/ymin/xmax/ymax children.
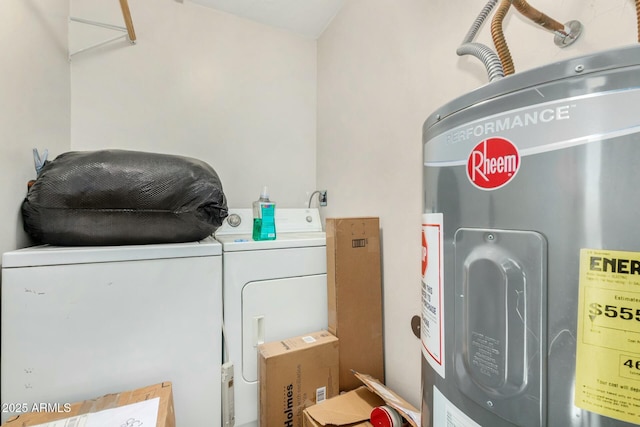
<box><xmin>252</xmin><ymin>186</ymin><xmax>276</xmax><ymax>241</ymax></box>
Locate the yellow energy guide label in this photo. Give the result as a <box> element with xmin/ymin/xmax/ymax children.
<box><xmin>575</xmin><ymin>248</ymin><xmax>640</xmax><ymax>424</ymax></box>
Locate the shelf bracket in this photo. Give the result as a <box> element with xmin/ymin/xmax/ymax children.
<box><xmin>69</xmin><ymin>0</ymin><xmax>137</xmax><ymax>59</ymax></box>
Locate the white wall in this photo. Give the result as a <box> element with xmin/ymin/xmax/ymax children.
<box><xmin>0</xmin><ymin>0</ymin><xmax>70</xmax><ymax>258</ymax></box>
<box><xmin>4</xmin><ymin>0</ymin><xmax>637</xmax><ymax>412</ymax></box>
<box><xmin>317</xmin><ymin>0</ymin><xmax>637</xmax><ymax>407</ymax></box>
<box><xmin>69</xmin><ymin>0</ymin><xmax>318</xmax><ymax>208</ymax></box>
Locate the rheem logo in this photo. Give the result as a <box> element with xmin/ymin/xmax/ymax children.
<box><xmin>467</xmin><ymin>137</ymin><xmax>520</xmax><ymax>190</ymax></box>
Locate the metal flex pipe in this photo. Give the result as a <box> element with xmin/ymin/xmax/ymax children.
<box><xmin>457</xmin><ymin>0</ymin><xmax>505</xmax><ymax>82</ymax></box>
<box><xmin>491</xmin><ymin>0</ymin><xmax>582</xmax><ymax>75</ymax></box>
<box><xmin>510</xmin><ymin>0</ymin><xmax>566</xmax><ymax>33</ymax></box>
<box><xmin>636</xmin><ymin>0</ymin><xmax>640</xmax><ymax>42</ymax></box>
<box><xmin>491</xmin><ymin>0</ymin><xmax>515</xmax><ymax>76</ymax></box>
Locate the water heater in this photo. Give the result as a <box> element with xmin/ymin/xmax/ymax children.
<box><xmin>421</xmin><ymin>45</ymin><xmax>640</xmax><ymax>427</ymax></box>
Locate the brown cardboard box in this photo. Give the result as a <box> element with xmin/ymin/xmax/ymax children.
<box><xmin>258</xmin><ymin>330</ymin><xmax>339</xmax><ymax>427</ymax></box>
<box><xmin>302</xmin><ymin>386</ymin><xmax>383</xmax><ymax>427</ymax></box>
<box><xmin>351</xmin><ymin>371</ymin><xmax>420</xmax><ymax>427</ymax></box>
<box><xmin>326</xmin><ymin>217</ymin><xmax>384</xmax><ymax>391</ymax></box>
<box><xmin>302</xmin><ymin>372</ymin><xmax>421</xmax><ymax>427</ymax></box>
<box><xmin>1</xmin><ymin>382</ymin><xmax>175</xmax><ymax>427</ymax></box>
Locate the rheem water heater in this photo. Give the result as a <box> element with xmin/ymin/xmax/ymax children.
<box><xmin>422</xmin><ymin>45</ymin><xmax>640</xmax><ymax>427</ymax></box>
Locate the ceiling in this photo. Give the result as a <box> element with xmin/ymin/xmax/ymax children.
<box><xmin>188</xmin><ymin>0</ymin><xmax>345</xmax><ymax>39</ymax></box>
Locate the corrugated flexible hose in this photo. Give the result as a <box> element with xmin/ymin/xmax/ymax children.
<box><xmin>457</xmin><ymin>0</ymin><xmax>505</xmax><ymax>82</ymax></box>
<box><xmin>461</xmin><ymin>0</ymin><xmax>500</xmax><ymax>44</ymax></box>
<box><xmin>510</xmin><ymin>0</ymin><xmax>565</xmax><ymax>32</ymax></box>
<box><xmin>491</xmin><ymin>0</ymin><xmax>572</xmax><ymax>76</ymax></box>
<box><xmin>491</xmin><ymin>0</ymin><xmax>515</xmax><ymax>76</ymax></box>
<box><xmin>637</xmin><ymin>0</ymin><xmax>640</xmax><ymax>42</ymax></box>
<box><xmin>457</xmin><ymin>43</ymin><xmax>506</xmax><ymax>81</ymax></box>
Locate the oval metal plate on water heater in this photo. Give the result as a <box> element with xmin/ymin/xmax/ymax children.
<box><xmin>454</xmin><ymin>228</ymin><xmax>547</xmax><ymax>427</ymax></box>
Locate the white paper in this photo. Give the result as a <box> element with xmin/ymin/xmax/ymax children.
<box><xmin>421</xmin><ymin>213</ymin><xmax>445</xmax><ymax>379</ymax></box>
<box><xmin>32</xmin><ymin>398</ymin><xmax>159</xmax><ymax>427</ymax></box>
<box><xmin>405</xmin><ymin>410</ymin><xmax>422</xmax><ymax>427</ymax></box>
<box><xmin>433</xmin><ymin>387</ymin><xmax>481</xmax><ymax>427</ymax></box>
<box><xmin>31</xmin><ymin>415</ymin><xmax>89</xmax><ymax>427</ymax></box>
<box><xmin>368</xmin><ymin>381</ymin><xmax>400</xmax><ymax>404</ymax></box>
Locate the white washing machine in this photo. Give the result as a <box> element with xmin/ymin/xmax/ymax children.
<box><xmin>215</xmin><ymin>208</ymin><xmax>328</xmax><ymax>427</ymax></box>
<box><xmin>1</xmin><ymin>238</ymin><xmax>223</xmax><ymax>426</ymax></box>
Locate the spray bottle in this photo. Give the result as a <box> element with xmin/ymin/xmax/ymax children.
<box><xmin>252</xmin><ymin>186</ymin><xmax>276</xmax><ymax>241</ymax></box>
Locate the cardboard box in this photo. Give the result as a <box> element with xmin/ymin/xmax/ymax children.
<box><xmin>326</xmin><ymin>217</ymin><xmax>384</xmax><ymax>391</ymax></box>
<box><xmin>1</xmin><ymin>382</ymin><xmax>175</xmax><ymax>427</ymax></box>
<box><xmin>302</xmin><ymin>372</ymin><xmax>421</xmax><ymax>427</ymax></box>
<box><xmin>352</xmin><ymin>372</ymin><xmax>420</xmax><ymax>427</ymax></box>
<box><xmin>259</xmin><ymin>330</ymin><xmax>339</xmax><ymax>427</ymax></box>
<box><xmin>302</xmin><ymin>386</ymin><xmax>384</xmax><ymax>427</ymax></box>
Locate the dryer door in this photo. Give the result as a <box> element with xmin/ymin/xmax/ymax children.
<box><xmin>241</xmin><ymin>274</ymin><xmax>328</xmax><ymax>382</ymax></box>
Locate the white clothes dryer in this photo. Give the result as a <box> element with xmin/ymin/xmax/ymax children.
<box><xmin>215</xmin><ymin>208</ymin><xmax>328</xmax><ymax>427</ymax></box>
<box><xmin>1</xmin><ymin>238</ymin><xmax>223</xmax><ymax>426</ymax></box>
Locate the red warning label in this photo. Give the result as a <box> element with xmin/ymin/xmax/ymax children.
<box><xmin>422</xmin><ymin>230</ymin><xmax>428</xmax><ymax>277</ymax></box>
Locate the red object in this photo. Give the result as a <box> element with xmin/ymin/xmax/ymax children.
<box><xmin>466</xmin><ymin>137</ymin><xmax>520</xmax><ymax>190</ymax></box>
<box><xmin>370</xmin><ymin>405</ymin><xmax>403</xmax><ymax>427</ymax></box>
<box><xmin>421</xmin><ymin>230</ymin><xmax>428</xmax><ymax>276</ymax></box>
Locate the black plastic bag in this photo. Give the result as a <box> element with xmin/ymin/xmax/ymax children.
<box><xmin>22</xmin><ymin>149</ymin><xmax>228</xmax><ymax>246</ymax></box>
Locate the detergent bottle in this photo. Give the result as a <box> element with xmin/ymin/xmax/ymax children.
<box><xmin>252</xmin><ymin>186</ymin><xmax>276</xmax><ymax>241</ymax></box>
